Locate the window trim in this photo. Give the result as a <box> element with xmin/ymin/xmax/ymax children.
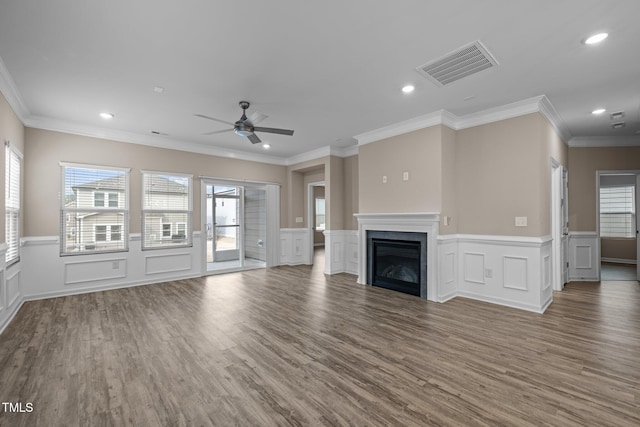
<box><xmin>60</xmin><ymin>163</ymin><xmax>130</xmax><ymax>256</ymax></box>
<box><xmin>5</xmin><ymin>142</ymin><xmax>22</xmax><ymax>267</ymax></box>
<box><xmin>141</xmin><ymin>171</ymin><xmax>193</xmax><ymax>250</ymax></box>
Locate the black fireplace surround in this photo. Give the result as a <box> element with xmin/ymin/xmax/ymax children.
<box><xmin>367</xmin><ymin>231</ymin><xmax>428</xmax><ymax>298</ymax></box>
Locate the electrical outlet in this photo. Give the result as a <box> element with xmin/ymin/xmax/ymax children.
<box><xmin>515</xmin><ymin>216</ymin><xmax>528</xmax><ymax>227</ymax></box>
<box><xmin>295</xmin><ymin>217</ymin><xmax>303</xmax><ymax>223</ymax></box>
<box><xmin>403</xmin><ymin>171</ymin><xmax>409</xmax><ymax>181</ymax></box>
<box><xmin>112</xmin><ymin>261</ymin><xmax>119</xmax><ymax>269</ymax></box>
<box><xmin>382</xmin><ymin>175</ymin><xmax>387</xmax><ymax>184</ymax></box>
<box><xmin>485</xmin><ymin>268</ymin><xmax>493</xmax><ymax>278</ymax></box>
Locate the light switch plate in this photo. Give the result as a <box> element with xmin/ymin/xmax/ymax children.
<box><xmin>515</xmin><ymin>216</ymin><xmax>528</xmax><ymax>227</ymax></box>
<box><xmin>382</xmin><ymin>175</ymin><xmax>387</xmax><ymax>184</ymax></box>
<box><xmin>403</xmin><ymin>171</ymin><xmax>409</xmax><ymax>181</ymax></box>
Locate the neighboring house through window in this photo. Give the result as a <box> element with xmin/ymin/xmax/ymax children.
<box><xmin>142</xmin><ymin>171</ymin><xmax>193</xmax><ymax>249</ymax></box>
<box><xmin>5</xmin><ymin>142</ymin><xmax>22</xmax><ymax>266</ymax></box>
<box><xmin>60</xmin><ymin>163</ymin><xmax>130</xmax><ymax>255</ymax></box>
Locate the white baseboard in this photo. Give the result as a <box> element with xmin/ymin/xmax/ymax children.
<box><xmin>0</xmin><ymin>297</ymin><xmax>25</xmax><ymax>336</ymax></box>
<box><xmin>24</xmin><ymin>272</ymin><xmax>202</xmax><ymax>302</ymax></box>
<box><xmin>456</xmin><ymin>291</ymin><xmax>548</xmax><ymax>314</ymax></box>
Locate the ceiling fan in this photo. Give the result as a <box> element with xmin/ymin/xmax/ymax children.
<box><xmin>195</xmin><ymin>101</ymin><xmax>294</xmax><ymax>144</ymax></box>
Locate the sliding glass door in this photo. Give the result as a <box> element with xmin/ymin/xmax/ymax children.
<box><xmin>210</xmin><ymin>185</ymin><xmax>242</xmax><ymax>262</ymax></box>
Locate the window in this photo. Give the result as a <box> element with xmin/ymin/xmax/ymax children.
<box><xmin>94</xmin><ymin>192</ymin><xmax>105</xmax><ymax>207</ymax></box>
<box><xmin>315</xmin><ymin>198</ymin><xmax>325</xmax><ymax>231</ymax></box>
<box><xmin>60</xmin><ymin>163</ymin><xmax>130</xmax><ymax>255</ymax></box>
<box><xmin>600</xmin><ymin>185</ymin><xmax>636</xmax><ymax>238</ymax></box>
<box><xmin>5</xmin><ymin>143</ymin><xmax>22</xmax><ymax>266</ymax></box>
<box><xmin>142</xmin><ymin>172</ymin><xmax>193</xmax><ymax>249</ymax></box>
<box><xmin>94</xmin><ymin>225</ymin><xmax>122</xmax><ymax>242</ymax></box>
<box><xmin>94</xmin><ymin>192</ymin><xmax>118</xmax><ymax>207</ymax></box>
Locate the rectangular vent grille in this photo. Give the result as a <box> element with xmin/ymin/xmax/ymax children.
<box><xmin>416</xmin><ymin>41</ymin><xmax>498</xmax><ymax>87</ymax></box>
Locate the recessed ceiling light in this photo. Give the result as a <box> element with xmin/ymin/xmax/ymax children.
<box><xmin>263</xmin><ymin>144</ymin><xmax>271</xmax><ymax>149</ymax></box>
<box><xmin>591</xmin><ymin>108</ymin><xmax>606</xmax><ymax>115</ymax></box>
<box><xmin>402</xmin><ymin>85</ymin><xmax>415</xmax><ymax>93</ymax></box>
<box><xmin>583</xmin><ymin>32</ymin><xmax>608</xmax><ymax>45</ymax></box>
<box><xmin>99</xmin><ymin>112</ymin><xmax>114</xmax><ymax>119</ymax></box>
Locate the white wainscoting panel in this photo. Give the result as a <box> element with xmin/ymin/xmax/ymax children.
<box><xmin>568</xmin><ymin>232</ymin><xmax>599</xmax><ymax>281</ymax></box>
<box><xmin>345</xmin><ymin>231</ymin><xmax>359</xmax><ymax>275</ymax></box>
<box><xmin>437</xmin><ymin>236</ymin><xmax>458</xmax><ymax>302</ymax></box>
<box><xmin>145</xmin><ymin>253</ymin><xmax>192</xmax><ymax>275</ymax></box>
<box><xmin>454</xmin><ymin>235</ymin><xmax>553</xmax><ymax>313</ymax></box>
<box><xmin>540</xmin><ymin>242</ymin><xmax>553</xmax><ymax>311</ymax></box>
<box><xmin>464</xmin><ymin>252</ymin><xmax>486</xmax><ymax>285</ymax></box>
<box><xmin>21</xmin><ymin>233</ymin><xmax>203</xmax><ymax>301</ymax></box>
<box><xmin>322</xmin><ymin>230</ymin><xmax>359</xmax><ymax>275</ymax></box>
<box><xmin>64</xmin><ymin>257</ymin><xmax>127</xmax><ymax>285</ymax></box>
<box><xmin>279</xmin><ymin>229</ymin><xmax>311</xmax><ymax>266</ymax></box>
<box><xmin>0</xmin><ymin>244</ymin><xmax>26</xmax><ymax>335</ymax></box>
<box><xmin>0</xmin><ymin>269</ymin><xmax>4</xmax><ymax>314</ymax></box>
<box><xmin>503</xmin><ymin>256</ymin><xmax>528</xmax><ymax>291</ymax></box>
<box><xmin>6</xmin><ymin>267</ymin><xmax>21</xmax><ymax>309</ymax></box>
<box><xmin>324</xmin><ymin>230</ymin><xmax>344</xmax><ymax>275</ymax></box>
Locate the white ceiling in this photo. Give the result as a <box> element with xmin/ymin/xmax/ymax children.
<box><xmin>1</xmin><ymin>0</ymin><xmax>639</xmax><ymax>162</ymax></box>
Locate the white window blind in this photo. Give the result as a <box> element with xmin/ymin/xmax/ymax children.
<box><xmin>5</xmin><ymin>143</ymin><xmax>21</xmax><ymax>265</ymax></box>
<box><xmin>141</xmin><ymin>172</ymin><xmax>193</xmax><ymax>250</ymax></box>
<box><xmin>60</xmin><ymin>164</ymin><xmax>130</xmax><ymax>255</ymax></box>
<box><xmin>600</xmin><ymin>185</ymin><xmax>636</xmax><ymax>238</ymax></box>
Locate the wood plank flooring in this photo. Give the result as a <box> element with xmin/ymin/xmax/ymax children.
<box><xmin>1</xmin><ymin>259</ymin><xmax>639</xmax><ymax>426</ymax></box>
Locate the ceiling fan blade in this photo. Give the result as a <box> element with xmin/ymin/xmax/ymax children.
<box><xmin>194</xmin><ymin>114</ymin><xmax>234</xmax><ymax>126</ymax></box>
<box><xmin>202</xmin><ymin>128</ymin><xmax>233</xmax><ymax>135</ymax></box>
<box><xmin>247</xmin><ymin>133</ymin><xmax>262</xmax><ymax>144</ymax></box>
<box><xmin>247</xmin><ymin>111</ymin><xmax>268</xmax><ymax>125</ymax></box>
<box><xmin>253</xmin><ymin>127</ymin><xmax>294</xmax><ymax>136</ymax></box>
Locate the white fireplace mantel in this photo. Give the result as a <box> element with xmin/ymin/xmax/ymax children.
<box><xmin>354</xmin><ymin>212</ymin><xmax>440</xmax><ymax>301</ymax></box>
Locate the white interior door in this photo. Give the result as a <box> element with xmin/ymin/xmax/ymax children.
<box><xmin>562</xmin><ymin>167</ymin><xmax>569</xmax><ymax>284</ymax></box>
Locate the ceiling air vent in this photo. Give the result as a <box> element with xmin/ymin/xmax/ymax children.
<box><xmin>416</xmin><ymin>40</ymin><xmax>498</xmax><ymax>87</ymax></box>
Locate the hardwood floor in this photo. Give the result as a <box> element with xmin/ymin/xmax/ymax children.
<box><xmin>1</xmin><ymin>262</ymin><xmax>639</xmax><ymax>426</ymax></box>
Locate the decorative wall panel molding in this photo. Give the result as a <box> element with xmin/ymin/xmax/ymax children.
<box><xmin>568</xmin><ymin>232</ymin><xmax>599</xmax><ymax>281</ymax></box>
<box><xmin>503</xmin><ymin>256</ymin><xmax>528</xmax><ymax>291</ymax></box>
<box><xmin>464</xmin><ymin>252</ymin><xmax>486</xmax><ymax>285</ymax></box>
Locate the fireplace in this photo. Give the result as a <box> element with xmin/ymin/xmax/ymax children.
<box><xmin>367</xmin><ymin>231</ymin><xmax>428</xmax><ymax>298</ymax></box>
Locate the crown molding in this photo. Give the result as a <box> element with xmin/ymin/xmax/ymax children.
<box><xmin>568</xmin><ymin>135</ymin><xmax>640</xmax><ymax>148</ymax></box>
<box><xmin>455</xmin><ymin>95</ymin><xmax>544</xmax><ymax>130</ymax></box>
<box><xmin>0</xmin><ymin>56</ymin><xmax>30</xmax><ymax>121</ymax></box>
<box><xmin>284</xmin><ymin>145</ymin><xmax>359</xmax><ymax>166</ymax></box>
<box><xmin>537</xmin><ymin>95</ymin><xmax>573</xmax><ymax>143</ymax></box>
<box><xmin>24</xmin><ymin>115</ymin><xmax>290</xmax><ymax>165</ymax></box>
<box><xmin>354</xmin><ymin>95</ymin><xmax>572</xmax><ymax>147</ymax></box>
<box><xmin>354</xmin><ymin>110</ymin><xmax>445</xmax><ymax>146</ymax></box>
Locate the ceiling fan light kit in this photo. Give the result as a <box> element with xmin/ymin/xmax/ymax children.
<box><xmin>197</xmin><ymin>101</ymin><xmax>294</xmax><ymax>144</ymax></box>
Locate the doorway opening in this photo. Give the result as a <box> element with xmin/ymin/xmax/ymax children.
<box><xmin>596</xmin><ymin>171</ymin><xmax>640</xmax><ymax>281</ymax></box>
<box><xmin>308</xmin><ymin>181</ymin><xmax>325</xmax><ymax>266</ymax></box>
<box><xmin>203</xmin><ymin>179</ymin><xmax>278</xmax><ymax>274</ymax></box>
